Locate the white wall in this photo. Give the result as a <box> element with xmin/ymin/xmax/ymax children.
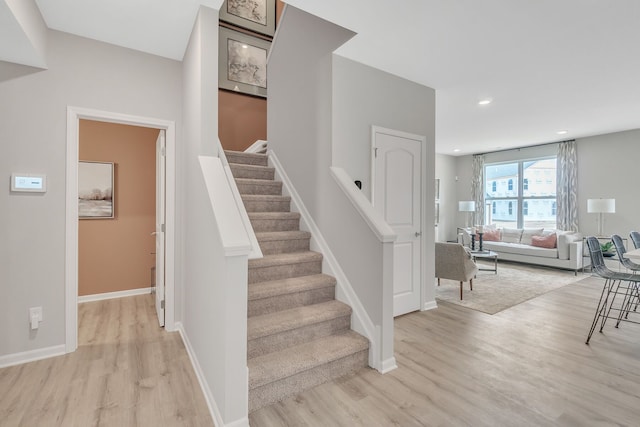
<box><xmin>0</xmin><ymin>30</ymin><xmax>181</xmax><ymax>359</ymax></box>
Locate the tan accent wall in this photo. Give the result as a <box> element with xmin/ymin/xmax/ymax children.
<box><xmin>219</xmin><ymin>90</ymin><xmax>267</xmax><ymax>151</ymax></box>
<box><xmin>78</xmin><ymin>120</ymin><xmax>158</xmax><ymax>296</ymax></box>
<box><xmin>218</xmin><ymin>0</ymin><xmax>286</xmax><ymax>152</ymax></box>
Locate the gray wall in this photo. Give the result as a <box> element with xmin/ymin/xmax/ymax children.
<box><xmin>332</xmin><ymin>55</ymin><xmax>437</xmax><ymax>307</ymax></box>
<box><xmin>0</xmin><ymin>30</ymin><xmax>182</xmax><ymax>357</ymax></box>
<box><xmin>435</xmin><ymin>153</ymin><xmax>457</xmax><ymax>242</ymax></box>
<box><xmin>448</xmin><ymin>130</ymin><xmax>640</xmax><ymax>240</ymax></box>
<box><xmin>269</xmin><ymin>5</ymin><xmax>437</xmax><ymax>336</ymax></box>
<box><xmin>576</xmin><ymin>129</ymin><xmax>640</xmax><ymax>238</ymax></box>
<box><xmin>332</xmin><ymin>55</ymin><xmax>436</xmax><ymax>203</ymax></box>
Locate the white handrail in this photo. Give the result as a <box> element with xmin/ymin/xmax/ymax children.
<box><xmin>330</xmin><ymin>167</ymin><xmax>396</xmax><ymax>243</ymax></box>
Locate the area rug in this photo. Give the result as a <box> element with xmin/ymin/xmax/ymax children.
<box><xmin>435</xmin><ymin>261</ymin><xmax>584</xmax><ymax>315</ymax></box>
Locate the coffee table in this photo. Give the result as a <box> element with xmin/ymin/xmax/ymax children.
<box><xmin>470</xmin><ymin>250</ymin><xmax>498</xmax><ymax>274</ymax></box>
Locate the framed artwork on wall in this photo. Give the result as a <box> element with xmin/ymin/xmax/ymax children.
<box><xmin>219</xmin><ymin>0</ymin><xmax>276</xmax><ymax>37</ymax></box>
<box><xmin>79</xmin><ymin>161</ymin><xmax>114</xmax><ymax>219</ymax></box>
<box><xmin>219</xmin><ymin>26</ymin><xmax>271</xmax><ymax>98</ymax></box>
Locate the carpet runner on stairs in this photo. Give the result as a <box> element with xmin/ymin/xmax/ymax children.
<box><xmin>225</xmin><ymin>150</ymin><xmax>370</xmax><ymax>412</ymax></box>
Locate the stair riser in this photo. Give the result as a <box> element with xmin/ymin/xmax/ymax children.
<box><xmin>250</xmin><ymin>218</ymin><xmax>300</xmax><ymax>232</ymax></box>
<box><xmin>229</xmin><ymin>165</ymin><xmax>275</xmax><ymax>180</ymax></box>
<box><xmin>248</xmin><ymin>315</ymin><xmax>351</xmax><ymax>359</ymax></box>
<box><xmin>249</xmin><ymin>350</ymin><xmax>368</xmax><ymax>412</ymax></box>
<box><xmin>248</xmin><ymin>260</ymin><xmax>322</xmax><ymax>284</ymax></box>
<box><xmin>236</xmin><ymin>181</ymin><xmax>283</xmax><ymax>196</ymax></box>
<box><xmin>248</xmin><ymin>287</ymin><xmax>335</xmax><ymax>317</ymax></box>
<box><xmin>259</xmin><ymin>238</ymin><xmax>311</xmax><ymax>255</ymax></box>
<box><xmin>226</xmin><ymin>152</ymin><xmax>268</xmax><ymax>166</ymax></box>
<box><xmin>243</xmin><ymin>199</ymin><xmax>291</xmax><ymax>212</ymax></box>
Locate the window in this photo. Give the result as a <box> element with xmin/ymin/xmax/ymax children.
<box><xmin>485</xmin><ymin>157</ymin><xmax>557</xmax><ymax>229</ymax></box>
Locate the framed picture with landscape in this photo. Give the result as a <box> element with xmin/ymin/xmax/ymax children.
<box><xmin>219</xmin><ymin>26</ymin><xmax>270</xmax><ymax>98</ymax></box>
<box><xmin>219</xmin><ymin>0</ymin><xmax>276</xmax><ymax>37</ymax></box>
<box><xmin>78</xmin><ymin>161</ymin><xmax>114</xmax><ymax>219</ymax></box>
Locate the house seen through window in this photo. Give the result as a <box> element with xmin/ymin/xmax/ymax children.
<box><xmin>484</xmin><ymin>157</ymin><xmax>557</xmax><ymax>229</ymax></box>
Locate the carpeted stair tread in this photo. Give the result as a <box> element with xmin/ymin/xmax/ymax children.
<box><xmin>249</xmin><ymin>251</ymin><xmax>322</xmax><ymax>269</ymax></box>
<box><xmin>235</xmin><ymin>178</ymin><xmax>283</xmax><ymax>195</ymax></box>
<box><xmin>255</xmin><ymin>230</ymin><xmax>311</xmax><ymax>242</ymax></box>
<box><xmin>248</xmin><ymin>211</ymin><xmax>301</xmax><ymax>232</ymax></box>
<box><xmin>247</xmin><ymin>300</ymin><xmax>351</xmax><ymax>342</ymax></box>
<box><xmin>248</xmin><ymin>211</ymin><xmax>300</xmax><ymax>220</ymax></box>
<box><xmin>225</xmin><ymin>150</ymin><xmax>268</xmax><ymax>166</ymax></box>
<box><xmin>248</xmin><ymin>274</ymin><xmax>336</xmax><ymax>301</ymax></box>
<box><xmin>241</xmin><ymin>194</ymin><xmax>291</xmax><ymax>212</ymax></box>
<box><xmin>228</xmin><ymin>163</ymin><xmax>275</xmax><ymax>180</ymax></box>
<box><xmin>248</xmin><ymin>331</ymin><xmax>369</xmax><ymax>389</ymax></box>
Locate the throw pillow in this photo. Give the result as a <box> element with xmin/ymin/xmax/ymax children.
<box><xmin>502</xmin><ymin>228</ymin><xmax>523</xmax><ymax>243</ymax></box>
<box><xmin>521</xmin><ymin>228</ymin><xmax>544</xmax><ymax>245</ymax></box>
<box><xmin>481</xmin><ymin>229</ymin><xmax>501</xmax><ymax>241</ymax></box>
<box><xmin>532</xmin><ymin>233</ymin><xmax>557</xmax><ymax>249</ymax></box>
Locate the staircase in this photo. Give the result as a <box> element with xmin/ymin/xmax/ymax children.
<box><xmin>225</xmin><ymin>150</ymin><xmax>369</xmax><ymax>412</ymax></box>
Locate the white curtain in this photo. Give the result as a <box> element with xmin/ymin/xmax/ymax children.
<box><xmin>557</xmin><ymin>141</ymin><xmax>578</xmax><ymax>231</ymax></box>
<box><xmin>471</xmin><ymin>154</ymin><xmax>485</xmax><ymax>225</ymax></box>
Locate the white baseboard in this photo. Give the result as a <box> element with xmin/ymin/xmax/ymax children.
<box><xmin>0</xmin><ymin>344</ymin><xmax>66</xmax><ymax>368</ymax></box>
<box><xmin>176</xmin><ymin>323</ymin><xmax>249</xmax><ymax>427</ymax></box>
<box><xmin>379</xmin><ymin>357</ymin><xmax>398</xmax><ymax>374</ymax></box>
<box><xmin>422</xmin><ymin>300</ymin><xmax>438</xmax><ymax>311</ymax></box>
<box><xmin>78</xmin><ymin>287</ymin><xmax>152</xmax><ymax>303</ymax></box>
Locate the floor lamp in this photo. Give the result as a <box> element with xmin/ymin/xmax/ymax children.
<box><xmin>587</xmin><ymin>198</ymin><xmax>615</xmax><ymax>237</ymax></box>
<box><xmin>458</xmin><ymin>201</ymin><xmax>476</xmax><ymax>228</ymax></box>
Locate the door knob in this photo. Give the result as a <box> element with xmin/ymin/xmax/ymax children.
<box><xmin>415</xmin><ymin>232</ymin><xmax>422</xmax><ymax>237</ymax></box>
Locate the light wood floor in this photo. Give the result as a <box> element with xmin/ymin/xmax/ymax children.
<box><xmin>0</xmin><ymin>294</ymin><xmax>213</xmax><ymax>427</ymax></box>
<box><xmin>3</xmin><ymin>276</ymin><xmax>639</xmax><ymax>426</ymax></box>
<box><xmin>250</xmin><ymin>275</ymin><xmax>640</xmax><ymax>426</ymax></box>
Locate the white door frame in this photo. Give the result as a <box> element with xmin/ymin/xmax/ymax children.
<box><xmin>65</xmin><ymin>106</ymin><xmax>176</xmax><ymax>353</ymax></box>
<box><xmin>371</xmin><ymin>125</ymin><xmax>428</xmax><ymax>314</ymax></box>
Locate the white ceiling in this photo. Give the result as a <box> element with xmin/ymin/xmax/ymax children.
<box><xmin>6</xmin><ymin>0</ymin><xmax>640</xmax><ymax>155</ymax></box>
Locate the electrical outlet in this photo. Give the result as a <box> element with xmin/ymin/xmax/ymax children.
<box><xmin>29</xmin><ymin>307</ymin><xmax>43</xmax><ymax>322</ymax></box>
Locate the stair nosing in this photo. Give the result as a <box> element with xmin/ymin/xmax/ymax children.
<box><xmin>248</xmin><ymin>331</ymin><xmax>369</xmax><ymax>389</ymax></box>
<box><xmin>248</xmin><ymin>274</ymin><xmax>336</xmax><ymax>301</ymax></box>
<box><xmin>249</xmin><ymin>251</ymin><xmax>322</xmax><ymax>269</ymax></box>
<box><xmin>247</xmin><ymin>300</ymin><xmax>351</xmax><ymax>341</ymax></box>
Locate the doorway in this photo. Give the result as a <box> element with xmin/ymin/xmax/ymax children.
<box><xmin>371</xmin><ymin>126</ymin><xmax>426</xmax><ymax>317</ymax></box>
<box><xmin>65</xmin><ymin>107</ymin><xmax>176</xmax><ymax>353</ymax></box>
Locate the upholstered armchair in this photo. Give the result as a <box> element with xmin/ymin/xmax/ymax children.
<box><xmin>435</xmin><ymin>242</ymin><xmax>479</xmax><ymax>300</ymax></box>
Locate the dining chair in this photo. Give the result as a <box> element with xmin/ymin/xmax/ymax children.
<box><xmin>611</xmin><ymin>234</ymin><xmax>640</xmax><ymax>320</ymax></box>
<box><xmin>629</xmin><ymin>231</ymin><xmax>640</xmax><ymax>249</ymax></box>
<box><xmin>584</xmin><ymin>236</ymin><xmax>640</xmax><ymax>344</ymax></box>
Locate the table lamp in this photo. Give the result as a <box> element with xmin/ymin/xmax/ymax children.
<box><xmin>587</xmin><ymin>198</ymin><xmax>615</xmax><ymax>237</ymax></box>
<box><xmin>458</xmin><ymin>201</ymin><xmax>476</xmax><ymax>228</ymax></box>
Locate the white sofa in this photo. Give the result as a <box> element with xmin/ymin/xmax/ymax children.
<box><xmin>458</xmin><ymin>227</ymin><xmax>588</xmax><ymax>274</ymax></box>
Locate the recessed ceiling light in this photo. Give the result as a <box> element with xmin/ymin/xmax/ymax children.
<box><xmin>478</xmin><ymin>99</ymin><xmax>492</xmax><ymax>105</ymax></box>
<box><xmin>557</xmin><ymin>130</ymin><xmax>568</xmax><ymax>135</ymax></box>
<box><xmin>242</xmin><ymin>44</ymin><xmax>248</xmax><ymax>49</ymax></box>
<box><xmin>453</xmin><ymin>148</ymin><xmax>461</xmax><ymax>152</ymax></box>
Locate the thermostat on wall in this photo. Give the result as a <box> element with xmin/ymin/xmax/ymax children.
<box><xmin>11</xmin><ymin>173</ymin><xmax>47</xmax><ymax>193</ymax></box>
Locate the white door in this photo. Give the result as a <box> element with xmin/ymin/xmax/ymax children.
<box><xmin>373</xmin><ymin>127</ymin><xmax>423</xmax><ymax>316</ymax></box>
<box><xmin>155</xmin><ymin>130</ymin><xmax>166</xmax><ymax>327</ymax></box>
